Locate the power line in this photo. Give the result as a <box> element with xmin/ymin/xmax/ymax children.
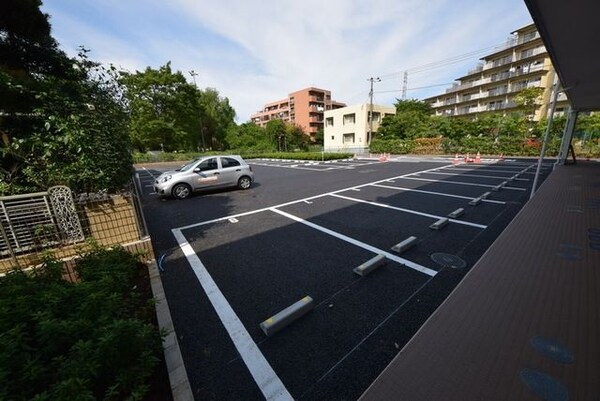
<box><xmin>378</xmin><ymin>40</ymin><xmax>508</xmax><ymax>80</ymax></box>
<box><xmin>374</xmin><ymin>82</ymin><xmax>455</xmax><ymax>94</ymax></box>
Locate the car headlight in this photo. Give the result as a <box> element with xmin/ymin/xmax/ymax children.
<box><xmin>158</xmin><ymin>175</ymin><xmax>172</xmax><ymax>184</ymax></box>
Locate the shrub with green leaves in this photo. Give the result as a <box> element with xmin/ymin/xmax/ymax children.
<box><xmin>0</xmin><ymin>248</ymin><xmax>163</xmax><ymax>401</ymax></box>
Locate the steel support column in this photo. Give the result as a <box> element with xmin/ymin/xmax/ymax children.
<box><xmin>555</xmin><ymin>108</ymin><xmax>578</xmax><ymax>166</ymax></box>
<box><xmin>530</xmin><ymin>77</ymin><xmax>561</xmax><ymax>199</ymax></box>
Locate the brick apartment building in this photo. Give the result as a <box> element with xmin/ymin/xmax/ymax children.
<box><xmin>250</xmin><ymin>87</ymin><xmax>346</xmax><ymax>140</ymax></box>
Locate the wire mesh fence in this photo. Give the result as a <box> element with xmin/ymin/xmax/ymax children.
<box><xmin>0</xmin><ymin>180</ymin><xmax>152</xmax><ymax>275</ymax></box>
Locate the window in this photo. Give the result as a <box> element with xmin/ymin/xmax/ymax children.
<box><xmin>331</xmin><ymin>136</ymin><xmax>335</xmax><ymax>140</ymax></box>
<box><xmin>326</xmin><ymin>117</ymin><xmax>334</xmax><ymax>126</ymax></box>
<box><xmin>221</xmin><ymin>157</ymin><xmax>240</xmax><ymax>168</ymax></box>
<box><xmin>368</xmin><ymin>112</ymin><xmax>381</xmax><ymax>122</ymax></box>
<box><xmin>520</xmin><ymin>48</ymin><xmax>534</xmax><ymax>59</ymax></box>
<box><xmin>343</xmin><ymin>133</ymin><xmax>355</xmax><ymax>144</ymax></box>
<box><xmin>343</xmin><ymin>113</ymin><xmax>356</xmax><ymax>125</ymax></box>
<box><xmin>522</xmin><ymin>31</ymin><xmax>537</xmax><ymax>42</ymax></box>
<box><xmin>198</xmin><ymin>158</ymin><xmax>218</xmax><ymax>171</ymax></box>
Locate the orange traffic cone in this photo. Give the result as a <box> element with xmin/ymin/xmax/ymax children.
<box><xmin>475</xmin><ymin>152</ymin><xmax>481</xmax><ymax>163</ymax></box>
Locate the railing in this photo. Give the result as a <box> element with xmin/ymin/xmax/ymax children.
<box><xmin>1</xmin><ymin>183</ymin><xmax>148</xmax><ymax>273</ymax></box>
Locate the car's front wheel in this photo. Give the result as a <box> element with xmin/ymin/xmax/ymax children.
<box><xmin>238</xmin><ymin>176</ymin><xmax>252</xmax><ymax>190</ymax></box>
<box><xmin>172</xmin><ymin>183</ymin><xmax>192</xmax><ymax>199</ymax></box>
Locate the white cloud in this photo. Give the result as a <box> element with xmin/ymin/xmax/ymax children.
<box><xmin>41</xmin><ymin>0</ymin><xmax>532</xmax><ymax>121</ymax></box>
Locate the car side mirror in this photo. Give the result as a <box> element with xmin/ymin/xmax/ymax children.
<box><xmin>193</xmin><ymin>167</ymin><xmax>201</xmax><ymax>173</ymax></box>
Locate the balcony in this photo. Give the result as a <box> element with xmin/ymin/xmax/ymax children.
<box><xmin>487</xmin><ymin>88</ymin><xmax>508</xmax><ymax>97</ymax></box>
<box><xmin>516</xmin><ymin>46</ymin><xmax>546</xmax><ymax>61</ymax></box>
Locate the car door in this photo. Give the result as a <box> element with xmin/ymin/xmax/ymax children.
<box><xmin>217</xmin><ymin>156</ymin><xmax>243</xmax><ymax>187</ymax></box>
<box><xmin>192</xmin><ymin>157</ymin><xmax>221</xmax><ymax>189</ymax></box>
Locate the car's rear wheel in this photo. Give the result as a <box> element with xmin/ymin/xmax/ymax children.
<box><xmin>172</xmin><ymin>183</ymin><xmax>192</xmax><ymax>199</ymax></box>
<box><xmin>238</xmin><ymin>176</ymin><xmax>252</xmax><ymax>190</ymax></box>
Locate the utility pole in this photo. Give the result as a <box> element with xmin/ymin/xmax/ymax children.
<box><xmin>368</xmin><ymin>77</ymin><xmax>381</xmax><ymax>144</ymax></box>
<box><xmin>189</xmin><ymin>70</ymin><xmax>206</xmax><ymax>151</ymax></box>
<box><xmin>402</xmin><ymin>71</ymin><xmax>408</xmax><ymax>100</ymax></box>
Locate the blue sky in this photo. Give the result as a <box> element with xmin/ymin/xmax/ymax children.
<box><xmin>41</xmin><ymin>0</ymin><xmax>533</xmax><ymax>122</ymax></box>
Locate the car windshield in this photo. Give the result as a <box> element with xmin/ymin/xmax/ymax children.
<box><xmin>177</xmin><ymin>158</ymin><xmax>202</xmax><ymax>171</ymax></box>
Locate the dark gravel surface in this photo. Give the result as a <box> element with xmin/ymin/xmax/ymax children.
<box><xmin>136</xmin><ymin>157</ymin><xmax>551</xmax><ymax>400</ymax></box>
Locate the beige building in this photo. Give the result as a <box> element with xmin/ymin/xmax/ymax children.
<box><xmin>424</xmin><ymin>24</ymin><xmax>569</xmax><ymax>120</ymax></box>
<box><xmin>324</xmin><ymin>103</ymin><xmax>396</xmax><ymax>153</ymax></box>
<box><xmin>250</xmin><ymin>87</ymin><xmax>346</xmax><ymax>141</ymax></box>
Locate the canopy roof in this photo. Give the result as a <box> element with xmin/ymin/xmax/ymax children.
<box><xmin>524</xmin><ymin>0</ymin><xmax>600</xmax><ymax>111</ymax></box>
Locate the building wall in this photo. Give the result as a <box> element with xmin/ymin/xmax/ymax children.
<box><xmin>324</xmin><ymin>104</ymin><xmax>396</xmax><ymax>153</ymax></box>
<box><xmin>250</xmin><ymin>87</ymin><xmax>346</xmax><ymax>140</ymax></box>
<box><xmin>424</xmin><ymin>24</ymin><xmax>569</xmax><ymax>121</ymax></box>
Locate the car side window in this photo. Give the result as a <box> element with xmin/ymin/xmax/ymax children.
<box><xmin>198</xmin><ymin>158</ymin><xmax>218</xmax><ymax>171</ymax></box>
<box><xmin>221</xmin><ymin>157</ymin><xmax>241</xmax><ymax>168</ymax></box>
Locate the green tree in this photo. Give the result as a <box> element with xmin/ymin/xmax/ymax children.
<box><xmin>199</xmin><ymin>87</ymin><xmax>236</xmax><ymax>150</ymax></box>
<box><xmin>394</xmin><ymin>98</ymin><xmax>433</xmax><ymax>114</ymax></box>
<box><xmin>1</xmin><ymin>2</ymin><xmax>132</xmax><ymax>194</ymax></box>
<box><xmin>265</xmin><ymin>120</ymin><xmax>287</xmax><ymax>150</ymax></box>
<box><xmin>514</xmin><ymin>86</ymin><xmax>545</xmax><ymax>138</ymax></box>
<box><xmin>314</xmin><ymin>127</ymin><xmax>324</xmax><ymax>146</ymax></box>
<box><xmin>120</xmin><ymin>63</ymin><xmax>200</xmax><ymax>152</ymax></box>
<box><xmin>225</xmin><ymin>123</ymin><xmax>273</xmax><ymax>151</ymax></box>
<box><xmin>376</xmin><ymin>99</ymin><xmax>433</xmax><ymax>140</ymax></box>
<box><xmin>285</xmin><ymin>124</ymin><xmax>309</xmax><ymax>151</ymax></box>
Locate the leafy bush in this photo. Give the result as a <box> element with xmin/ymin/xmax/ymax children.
<box><xmin>133</xmin><ymin>151</ymin><xmax>352</xmax><ymax>163</ymax></box>
<box><xmin>412</xmin><ymin>137</ymin><xmax>444</xmax><ymax>154</ymax></box>
<box><xmin>0</xmin><ymin>248</ymin><xmax>163</xmax><ymax>401</ymax></box>
<box><xmin>241</xmin><ymin>152</ymin><xmax>352</xmax><ymax>161</ymax></box>
<box><xmin>369</xmin><ymin>138</ymin><xmax>415</xmax><ymax>154</ymax></box>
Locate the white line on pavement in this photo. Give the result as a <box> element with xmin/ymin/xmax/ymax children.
<box><xmin>269</xmin><ymin>208</ymin><xmax>438</xmax><ymax>277</ymax></box>
<box><xmin>330</xmin><ymin>193</ymin><xmax>487</xmax><ymax>229</ymax></box>
<box><xmin>172</xmin><ymin>229</ymin><xmax>293</xmax><ymax>401</ymax></box>
<box><xmin>422</xmin><ymin>171</ymin><xmax>530</xmax><ymax>181</ymax></box>
<box><xmin>175</xmin><ymin>163</ymin><xmax>456</xmax><ymax>231</ymax></box>
<box><xmin>399</xmin><ymin>176</ymin><xmax>527</xmax><ymax>191</ymax></box>
<box><xmin>371</xmin><ymin>184</ymin><xmax>506</xmax><ymax>204</ymax></box>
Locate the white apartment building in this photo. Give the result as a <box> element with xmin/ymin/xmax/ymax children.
<box><xmin>324</xmin><ymin>103</ymin><xmax>395</xmax><ymax>153</ymax></box>
<box><xmin>424</xmin><ymin>24</ymin><xmax>569</xmax><ymax>120</ymax></box>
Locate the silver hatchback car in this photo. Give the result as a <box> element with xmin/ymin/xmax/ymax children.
<box><xmin>154</xmin><ymin>155</ymin><xmax>254</xmax><ymax>199</ymax></box>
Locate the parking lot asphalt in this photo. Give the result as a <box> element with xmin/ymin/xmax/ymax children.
<box><xmin>136</xmin><ymin>156</ymin><xmax>552</xmax><ymax>400</ymax></box>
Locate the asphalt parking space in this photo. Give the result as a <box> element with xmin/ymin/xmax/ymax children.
<box><xmin>334</xmin><ymin>184</ymin><xmax>502</xmax><ymax>226</ymax></box>
<box><xmin>139</xmin><ymin>157</ymin><xmax>553</xmax><ymax>401</ymax></box>
<box><xmin>248</xmin><ymin>158</ymin><xmax>382</xmax><ymax>171</ymax></box>
<box><xmin>180</xmin><ymin>211</ymin><xmax>430</xmax><ymax>397</ymax></box>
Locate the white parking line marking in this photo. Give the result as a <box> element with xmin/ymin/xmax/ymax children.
<box><xmin>371</xmin><ymin>184</ymin><xmax>506</xmax><ymax>205</ymax></box>
<box><xmin>422</xmin><ymin>171</ymin><xmax>530</xmax><ymax>181</ymax></box>
<box><xmin>446</xmin><ymin>167</ymin><xmax>532</xmax><ymax>173</ymax></box>
<box><xmin>330</xmin><ymin>193</ymin><xmax>487</xmax><ymax>229</ymax></box>
<box><xmin>172</xmin><ymin>229</ymin><xmax>293</xmax><ymax>401</ymax></box>
<box><xmin>250</xmin><ymin>162</ymin><xmax>350</xmax><ymax>171</ymax></box>
<box><xmin>175</xmin><ymin>164</ymin><xmax>455</xmax><ymax>232</ymax></box>
<box><xmin>399</xmin><ymin>176</ymin><xmax>527</xmax><ymax>191</ymax></box>
<box><xmin>269</xmin><ymin>208</ymin><xmax>437</xmax><ymax>277</ymax></box>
